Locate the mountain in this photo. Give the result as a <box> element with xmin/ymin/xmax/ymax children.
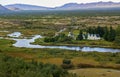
<box><xmin>6</xmin><ymin>7</ymin><xmax>21</xmax><ymax>11</ymax></box>
<box><xmin>55</xmin><ymin>3</ymin><xmax>81</xmax><ymax>10</ymax></box>
<box><xmin>55</xmin><ymin>1</ymin><xmax>120</xmax><ymax>10</ymax></box>
<box><xmin>0</xmin><ymin>4</ymin><xmax>10</xmax><ymax>14</ymax></box>
<box><xmin>5</xmin><ymin>1</ymin><xmax>120</xmax><ymax>11</ymax></box>
<box><xmin>5</xmin><ymin>4</ymin><xmax>50</xmax><ymax>10</ymax></box>
<box><xmin>0</xmin><ymin>4</ymin><xmax>10</xmax><ymax>11</ymax></box>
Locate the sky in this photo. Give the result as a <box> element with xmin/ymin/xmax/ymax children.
<box><xmin>0</xmin><ymin>0</ymin><xmax>120</xmax><ymax>7</ymax></box>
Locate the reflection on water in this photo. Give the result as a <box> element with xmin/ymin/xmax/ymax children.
<box><xmin>12</xmin><ymin>34</ymin><xmax>120</xmax><ymax>52</ymax></box>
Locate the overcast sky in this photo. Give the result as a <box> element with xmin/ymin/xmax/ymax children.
<box><xmin>0</xmin><ymin>0</ymin><xmax>120</xmax><ymax>7</ymax></box>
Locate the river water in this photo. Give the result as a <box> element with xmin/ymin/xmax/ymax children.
<box><xmin>9</xmin><ymin>32</ymin><xmax>120</xmax><ymax>52</ymax></box>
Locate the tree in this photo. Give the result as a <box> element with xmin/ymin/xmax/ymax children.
<box><xmin>103</xmin><ymin>26</ymin><xmax>116</xmax><ymax>41</ymax></box>
<box><xmin>76</xmin><ymin>30</ymin><xmax>83</xmax><ymax>40</ymax></box>
<box><xmin>103</xmin><ymin>27</ymin><xmax>109</xmax><ymax>41</ymax></box>
<box><xmin>108</xmin><ymin>26</ymin><xmax>116</xmax><ymax>41</ymax></box>
<box><xmin>96</xmin><ymin>26</ymin><xmax>105</xmax><ymax>37</ymax></box>
<box><xmin>115</xmin><ymin>26</ymin><xmax>120</xmax><ymax>45</ymax></box>
<box><xmin>87</xmin><ymin>27</ymin><xmax>93</xmax><ymax>34</ymax></box>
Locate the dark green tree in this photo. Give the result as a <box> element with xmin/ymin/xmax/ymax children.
<box><xmin>103</xmin><ymin>27</ymin><xmax>109</xmax><ymax>41</ymax></box>
<box><xmin>108</xmin><ymin>26</ymin><xmax>116</xmax><ymax>41</ymax></box>
<box><xmin>96</xmin><ymin>26</ymin><xmax>105</xmax><ymax>37</ymax></box>
<box><xmin>115</xmin><ymin>26</ymin><xmax>120</xmax><ymax>45</ymax></box>
<box><xmin>76</xmin><ymin>30</ymin><xmax>83</xmax><ymax>40</ymax></box>
<box><xmin>87</xmin><ymin>27</ymin><xmax>93</xmax><ymax>34</ymax></box>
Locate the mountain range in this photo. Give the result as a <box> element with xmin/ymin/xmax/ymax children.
<box><xmin>1</xmin><ymin>1</ymin><xmax>120</xmax><ymax>11</ymax></box>
<box><xmin>5</xmin><ymin>4</ymin><xmax>50</xmax><ymax>10</ymax></box>
<box><xmin>55</xmin><ymin>2</ymin><xmax>120</xmax><ymax>10</ymax></box>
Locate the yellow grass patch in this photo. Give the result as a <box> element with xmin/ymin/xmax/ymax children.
<box><xmin>69</xmin><ymin>68</ymin><xmax>120</xmax><ymax>77</ymax></box>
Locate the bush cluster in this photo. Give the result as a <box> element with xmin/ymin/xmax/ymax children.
<box><xmin>0</xmin><ymin>54</ymin><xmax>77</xmax><ymax>77</ymax></box>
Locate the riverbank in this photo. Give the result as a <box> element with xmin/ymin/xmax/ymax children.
<box><xmin>33</xmin><ymin>38</ymin><xmax>120</xmax><ymax>49</ymax></box>
<box><xmin>1</xmin><ymin>31</ymin><xmax>119</xmax><ymax>52</ymax></box>
<box><xmin>8</xmin><ymin>34</ymin><xmax>119</xmax><ymax>52</ymax></box>
<box><xmin>1</xmin><ymin>39</ymin><xmax>120</xmax><ymax>71</ymax></box>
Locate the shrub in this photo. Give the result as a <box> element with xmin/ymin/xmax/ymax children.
<box><xmin>63</xmin><ymin>59</ymin><xmax>71</xmax><ymax>64</ymax></box>
<box><xmin>61</xmin><ymin>64</ymin><xmax>74</xmax><ymax>69</ymax></box>
<box><xmin>44</xmin><ymin>37</ymin><xmax>55</xmax><ymax>42</ymax></box>
<box><xmin>61</xmin><ymin>59</ymin><xmax>74</xmax><ymax>69</ymax></box>
<box><xmin>44</xmin><ymin>33</ymin><xmax>72</xmax><ymax>43</ymax></box>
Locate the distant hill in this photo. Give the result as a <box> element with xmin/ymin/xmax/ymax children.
<box><xmin>0</xmin><ymin>4</ymin><xmax>10</xmax><ymax>11</ymax></box>
<box><xmin>5</xmin><ymin>1</ymin><xmax>120</xmax><ymax>11</ymax></box>
<box><xmin>5</xmin><ymin>4</ymin><xmax>49</xmax><ymax>10</ymax></box>
<box><xmin>55</xmin><ymin>1</ymin><xmax>120</xmax><ymax>10</ymax></box>
<box><xmin>7</xmin><ymin>7</ymin><xmax>21</xmax><ymax>11</ymax></box>
<box><xmin>0</xmin><ymin>4</ymin><xmax>11</xmax><ymax>14</ymax></box>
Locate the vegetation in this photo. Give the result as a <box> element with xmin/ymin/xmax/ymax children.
<box><xmin>103</xmin><ymin>26</ymin><xmax>116</xmax><ymax>42</ymax></box>
<box><xmin>87</xmin><ymin>26</ymin><xmax>105</xmax><ymax>37</ymax></box>
<box><xmin>0</xmin><ymin>53</ymin><xmax>78</xmax><ymax>77</ymax></box>
<box><xmin>44</xmin><ymin>33</ymin><xmax>72</xmax><ymax>43</ymax></box>
<box><xmin>69</xmin><ymin>68</ymin><xmax>120</xmax><ymax>77</ymax></box>
<box><xmin>87</xmin><ymin>26</ymin><xmax>116</xmax><ymax>42</ymax></box>
<box><xmin>76</xmin><ymin>30</ymin><xmax>83</xmax><ymax>40</ymax></box>
<box><xmin>115</xmin><ymin>26</ymin><xmax>120</xmax><ymax>45</ymax></box>
<box><xmin>0</xmin><ymin>38</ymin><xmax>120</xmax><ymax>70</ymax></box>
<box><xmin>34</xmin><ymin>26</ymin><xmax>120</xmax><ymax>49</ymax></box>
<box><xmin>61</xmin><ymin>59</ymin><xmax>74</xmax><ymax>69</ymax></box>
<box><xmin>0</xmin><ymin>10</ymin><xmax>120</xmax><ymax>77</ymax></box>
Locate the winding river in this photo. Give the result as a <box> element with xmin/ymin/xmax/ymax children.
<box><xmin>9</xmin><ymin>32</ymin><xmax>120</xmax><ymax>52</ymax></box>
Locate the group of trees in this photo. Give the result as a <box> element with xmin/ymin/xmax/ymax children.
<box><xmin>87</xmin><ymin>26</ymin><xmax>116</xmax><ymax>42</ymax></box>
<box><xmin>0</xmin><ymin>54</ymin><xmax>78</xmax><ymax>77</ymax></box>
<box><xmin>44</xmin><ymin>26</ymin><xmax>119</xmax><ymax>43</ymax></box>
<box><xmin>44</xmin><ymin>33</ymin><xmax>72</xmax><ymax>43</ymax></box>
<box><xmin>76</xmin><ymin>26</ymin><xmax>120</xmax><ymax>46</ymax></box>
<box><xmin>76</xmin><ymin>26</ymin><xmax>106</xmax><ymax>41</ymax></box>
<box><xmin>87</xmin><ymin>26</ymin><xmax>105</xmax><ymax>37</ymax></box>
<box><xmin>103</xmin><ymin>26</ymin><xmax>116</xmax><ymax>41</ymax></box>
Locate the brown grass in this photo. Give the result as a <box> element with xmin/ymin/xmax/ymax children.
<box><xmin>69</xmin><ymin>68</ymin><xmax>120</xmax><ymax>77</ymax></box>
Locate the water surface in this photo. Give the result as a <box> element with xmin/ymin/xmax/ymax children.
<box><xmin>8</xmin><ymin>32</ymin><xmax>21</xmax><ymax>38</ymax></box>
<box><xmin>12</xmin><ymin>34</ymin><xmax>120</xmax><ymax>52</ymax></box>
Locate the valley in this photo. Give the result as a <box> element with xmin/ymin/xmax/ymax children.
<box><xmin>0</xmin><ymin>8</ymin><xmax>120</xmax><ymax>77</ymax></box>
